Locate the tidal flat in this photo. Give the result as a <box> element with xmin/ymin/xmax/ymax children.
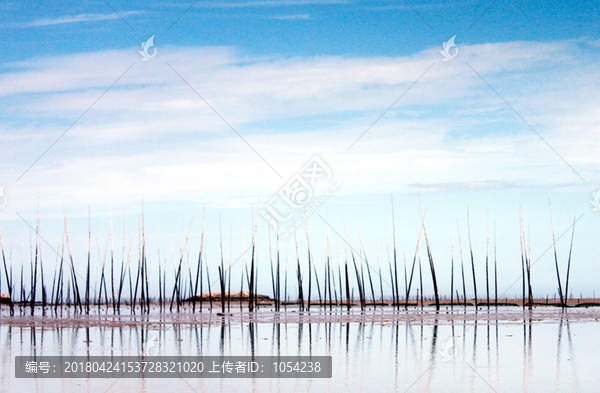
<box><xmin>2</xmin><ymin>305</ymin><xmax>600</xmax><ymax>392</ymax></box>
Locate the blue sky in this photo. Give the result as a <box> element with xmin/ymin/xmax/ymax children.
<box><xmin>1</xmin><ymin>0</ymin><xmax>599</xmax><ymax>300</ymax></box>
<box><xmin>2</xmin><ymin>0</ymin><xmax>598</xmax><ymax>60</ymax></box>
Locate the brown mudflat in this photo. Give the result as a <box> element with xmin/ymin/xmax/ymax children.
<box><xmin>1</xmin><ymin>302</ymin><xmax>599</xmax><ymax>330</ymax></box>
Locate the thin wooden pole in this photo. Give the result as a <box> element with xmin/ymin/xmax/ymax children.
<box><xmin>549</xmin><ymin>201</ymin><xmax>564</xmax><ymax>307</ymax></box>
<box><xmin>419</xmin><ymin>201</ymin><xmax>439</xmax><ymax>310</ymax></box>
<box><xmin>450</xmin><ymin>223</ymin><xmax>454</xmax><ymax>309</ymax></box>
<box><xmin>457</xmin><ymin>221</ymin><xmax>467</xmax><ymax>307</ymax></box>
<box><xmin>391</xmin><ymin>194</ymin><xmax>400</xmax><ymax>310</ymax></box>
<box><xmin>467</xmin><ymin>207</ymin><xmax>477</xmax><ymax>308</ymax></box>
<box><xmin>564</xmin><ymin>217</ymin><xmax>576</xmax><ymax>306</ymax></box>
<box><xmin>494</xmin><ymin>222</ymin><xmax>498</xmax><ymax>307</ymax></box>
<box><xmin>485</xmin><ymin>211</ymin><xmax>490</xmax><ymax>308</ymax></box>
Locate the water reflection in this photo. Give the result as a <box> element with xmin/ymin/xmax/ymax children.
<box><xmin>0</xmin><ymin>308</ymin><xmax>597</xmax><ymax>392</ymax></box>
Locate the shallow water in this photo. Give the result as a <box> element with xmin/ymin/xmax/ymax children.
<box><xmin>1</xmin><ymin>306</ymin><xmax>599</xmax><ymax>392</ymax></box>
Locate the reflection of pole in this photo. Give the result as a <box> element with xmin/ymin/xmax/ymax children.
<box><xmin>430</xmin><ymin>322</ymin><xmax>438</xmax><ymax>366</ymax></box>
<box><xmin>249</xmin><ymin>323</ymin><xmax>255</xmax><ymax>357</ymax></box>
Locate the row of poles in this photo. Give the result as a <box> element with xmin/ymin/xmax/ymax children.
<box><xmin>0</xmin><ymin>199</ymin><xmax>577</xmax><ymax>317</ymax></box>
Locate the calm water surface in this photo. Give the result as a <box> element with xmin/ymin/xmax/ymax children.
<box><xmin>1</xmin><ymin>306</ymin><xmax>599</xmax><ymax>392</ymax></box>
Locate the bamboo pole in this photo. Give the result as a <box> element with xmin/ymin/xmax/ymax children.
<box><xmin>457</xmin><ymin>221</ymin><xmax>467</xmax><ymax>307</ymax></box>
<box><xmin>276</xmin><ymin>219</ymin><xmax>281</xmax><ymax>311</ymax></box>
<box><xmin>376</xmin><ymin>244</ymin><xmax>384</xmax><ymax>304</ymax></box>
<box><xmin>85</xmin><ymin>208</ymin><xmax>91</xmax><ymax>312</ymax></box>
<box><xmin>405</xmin><ymin>227</ymin><xmax>422</xmax><ymax>309</ymax></box>
<box><xmin>342</xmin><ymin>216</ymin><xmax>364</xmax><ymax>310</ymax></box>
<box><xmin>118</xmin><ymin>221</ymin><xmax>127</xmax><ymax>312</ymax></box>
<box><xmin>50</xmin><ymin>247</ymin><xmax>59</xmax><ymax>311</ymax></box>
<box><xmin>249</xmin><ymin>205</ymin><xmax>259</xmax><ymax>312</ymax></box>
<box><xmin>294</xmin><ymin>229</ymin><xmax>304</xmax><ymax>310</ymax></box>
<box><xmin>0</xmin><ymin>227</ymin><xmax>14</xmax><ymax>314</ymax></box>
<box><xmin>305</xmin><ymin>216</ymin><xmax>312</xmax><ymax>311</ymax></box>
<box><xmin>227</xmin><ymin>228</ymin><xmax>232</xmax><ymax>312</ymax></box>
<box><xmin>357</xmin><ymin>226</ymin><xmax>376</xmax><ymax>307</ymax></box>
<box><xmin>450</xmin><ymin>223</ymin><xmax>454</xmax><ymax>309</ymax></box>
<box><xmin>170</xmin><ymin>219</ymin><xmax>193</xmax><ymax>311</ymax></box>
<box><xmin>521</xmin><ymin>212</ymin><xmax>532</xmax><ymax>307</ymax></box>
<box><xmin>313</xmin><ymin>262</ymin><xmax>322</xmax><ymax>307</ymax></box>
<box><xmin>63</xmin><ymin>211</ymin><xmax>82</xmax><ymax>312</ymax></box>
<box><xmin>193</xmin><ymin>207</ymin><xmax>205</xmax><ymax>313</ymax></box>
<box><xmin>384</xmin><ymin>229</ymin><xmax>395</xmax><ymax>306</ymax></box>
<box><xmin>494</xmin><ymin>222</ymin><xmax>497</xmax><ymax>307</ymax></box>
<box><xmin>467</xmin><ymin>207</ymin><xmax>477</xmax><ymax>308</ymax></box>
<box><xmin>157</xmin><ymin>230</ymin><xmax>162</xmax><ymax>310</ymax></box>
<box><xmin>31</xmin><ymin>215</ymin><xmax>38</xmax><ymax>314</ymax></box>
<box><xmin>418</xmin><ymin>249</ymin><xmax>423</xmax><ymax>309</ymax></box>
<box><xmin>269</xmin><ymin>224</ymin><xmax>276</xmax><ymax>308</ymax></box>
<box><xmin>391</xmin><ymin>194</ymin><xmax>400</xmax><ymax>310</ymax></box>
<box><xmin>519</xmin><ymin>208</ymin><xmax>526</xmax><ymax>308</ymax></box>
<box><xmin>485</xmin><ymin>211</ymin><xmax>490</xmax><ymax>308</ymax></box>
<box><xmin>111</xmin><ymin>211</ymin><xmax>116</xmax><ymax>312</ymax></box>
<box><xmin>549</xmin><ymin>201</ymin><xmax>564</xmax><ymax>307</ymax></box>
<box><xmin>419</xmin><ymin>202</ymin><xmax>439</xmax><ymax>310</ymax></box>
<box><xmin>564</xmin><ymin>217</ymin><xmax>576</xmax><ymax>306</ymax></box>
<box><xmin>219</xmin><ymin>218</ymin><xmax>225</xmax><ymax>314</ymax></box>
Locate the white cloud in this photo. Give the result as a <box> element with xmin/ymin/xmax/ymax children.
<box><xmin>270</xmin><ymin>14</ymin><xmax>311</xmax><ymax>20</ymax></box>
<box><xmin>17</xmin><ymin>11</ymin><xmax>143</xmax><ymax>28</ymax></box>
<box><xmin>0</xmin><ymin>39</ymin><xmax>598</xmax><ymax>216</ymax></box>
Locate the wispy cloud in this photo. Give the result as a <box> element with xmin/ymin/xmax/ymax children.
<box><xmin>270</xmin><ymin>13</ymin><xmax>311</xmax><ymax>20</ymax></box>
<box><xmin>364</xmin><ymin>3</ymin><xmax>448</xmax><ymax>11</ymax></box>
<box><xmin>1</xmin><ymin>39</ymin><xmax>598</xmax><ymax>213</ymax></box>
<box><xmin>409</xmin><ymin>181</ymin><xmax>520</xmax><ymax>192</ymax></box>
<box><xmin>193</xmin><ymin>0</ymin><xmax>347</xmax><ymax>8</ymax></box>
<box><xmin>17</xmin><ymin>11</ymin><xmax>143</xmax><ymax>28</ymax></box>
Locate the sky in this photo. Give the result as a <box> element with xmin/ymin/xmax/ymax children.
<box><xmin>0</xmin><ymin>0</ymin><xmax>599</xmax><ymax>301</ymax></box>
